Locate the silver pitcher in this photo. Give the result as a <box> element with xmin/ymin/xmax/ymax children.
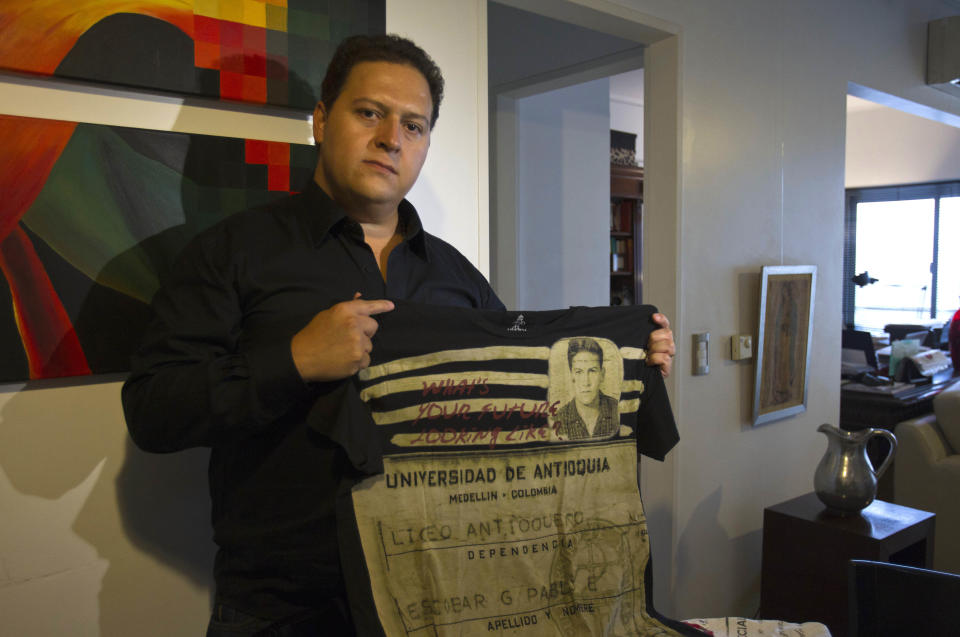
<box><xmin>814</xmin><ymin>423</ymin><xmax>897</xmax><ymax>515</ymax></box>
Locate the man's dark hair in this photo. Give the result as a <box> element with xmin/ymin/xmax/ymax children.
<box><xmin>321</xmin><ymin>34</ymin><xmax>444</xmax><ymax>128</ymax></box>
<box><xmin>567</xmin><ymin>338</ymin><xmax>604</xmax><ymax>370</ymax></box>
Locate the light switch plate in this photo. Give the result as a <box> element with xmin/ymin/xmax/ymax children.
<box><xmin>693</xmin><ymin>332</ymin><xmax>709</xmax><ymax>375</ymax></box>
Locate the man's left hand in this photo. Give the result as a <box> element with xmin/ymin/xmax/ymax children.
<box><xmin>647</xmin><ymin>313</ymin><xmax>676</xmax><ymax>377</ymax></box>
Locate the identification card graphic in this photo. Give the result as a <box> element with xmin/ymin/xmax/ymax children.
<box><xmin>352</xmin><ymin>442</ymin><xmax>677</xmax><ymax>636</ymax></box>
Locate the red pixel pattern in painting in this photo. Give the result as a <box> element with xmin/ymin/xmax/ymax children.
<box><xmin>245</xmin><ymin>139</ymin><xmax>291</xmax><ymax>192</ymax></box>
<box><xmin>193</xmin><ymin>14</ymin><xmax>284</xmax><ymax>103</ymax></box>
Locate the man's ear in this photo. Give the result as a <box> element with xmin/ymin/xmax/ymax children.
<box><xmin>312</xmin><ymin>102</ymin><xmax>327</xmax><ymax>145</ymax></box>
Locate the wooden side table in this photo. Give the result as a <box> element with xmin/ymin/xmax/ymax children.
<box><xmin>759</xmin><ymin>492</ymin><xmax>935</xmax><ymax>637</ymax></box>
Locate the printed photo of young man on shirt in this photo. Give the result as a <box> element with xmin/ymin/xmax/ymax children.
<box><xmin>552</xmin><ymin>337</ymin><xmax>620</xmax><ymax>440</ymax></box>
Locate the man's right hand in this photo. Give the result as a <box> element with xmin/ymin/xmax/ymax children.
<box><xmin>290</xmin><ymin>293</ymin><xmax>395</xmax><ymax>382</ymax></box>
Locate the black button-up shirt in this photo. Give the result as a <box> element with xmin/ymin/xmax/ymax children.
<box><xmin>121</xmin><ymin>181</ymin><xmax>504</xmax><ymax>620</ymax></box>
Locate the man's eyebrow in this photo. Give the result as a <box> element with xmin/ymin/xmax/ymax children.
<box><xmin>351</xmin><ymin>98</ymin><xmax>429</xmax><ymax>123</ymax></box>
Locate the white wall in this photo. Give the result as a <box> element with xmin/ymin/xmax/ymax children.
<box><xmin>389</xmin><ymin>0</ymin><xmax>490</xmax><ymax>271</ymax></box>
<box><xmin>0</xmin><ymin>382</ymin><xmax>214</xmax><ymax>637</ymax></box>
<box><xmin>846</xmin><ymin>95</ymin><xmax>960</xmax><ymax>187</ymax></box>
<box><xmin>515</xmin><ymin>78</ymin><xmax>611</xmax><ymax>310</ymax></box>
<box><xmin>0</xmin><ymin>1</ymin><xmax>488</xmax><ymax>635</ymax></box>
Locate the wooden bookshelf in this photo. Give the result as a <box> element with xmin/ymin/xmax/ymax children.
<box><xmin>610</xmin><ymin>163</ymin><xmax>643</xmax><ymax>305</ymax></box>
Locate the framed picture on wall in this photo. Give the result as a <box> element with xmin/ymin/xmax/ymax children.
<box><xmin>753</xmin><ymin>265</ymin><xmax>817</xmax><ymax>426</ymax></box>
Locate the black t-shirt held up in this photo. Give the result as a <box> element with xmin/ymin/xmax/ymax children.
<box><xmin>322</xmin><ymin>302</ymin><xmax>692</xmax><ymax>636</ymax></box>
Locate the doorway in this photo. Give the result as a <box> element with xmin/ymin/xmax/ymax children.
<box><xmin>487</xmin><ymin>1</ymin><xmax>643</xmax><ymax>310</ymax></box>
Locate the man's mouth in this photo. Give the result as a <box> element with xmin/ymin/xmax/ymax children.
<box><xmin>364</xmin><ymin>160</ymin><xmax>397</xmax><ymax>174</ymax></box>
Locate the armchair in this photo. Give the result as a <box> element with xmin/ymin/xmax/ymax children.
<box><xmin>893</xmin><ymin>380</ymin><xmax>960</xmax><ymax>574</ymax></box>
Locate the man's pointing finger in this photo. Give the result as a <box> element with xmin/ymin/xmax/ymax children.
<box><xmin>353</xmin><ymin>299</ymin><xmax>395</xmax><ymax>316</ymax></box>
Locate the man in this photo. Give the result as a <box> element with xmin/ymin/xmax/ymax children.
<box><xmin>554</xmin><ymin>337</ymin><xmax>620</xmax><ymax>440</ymax></box>
<box><xmin>122</xmin><ymin>34</ymin><xmax>675</xmax><ymax>635</ymax></box>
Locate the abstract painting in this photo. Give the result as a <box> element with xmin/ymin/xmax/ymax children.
<box><xmin>0</xmin><ymin>113</ymin><xmax>316</xmax><ymax>381</ymax></box>
<box><xmin>0</xmin><ymin>0</ymin><xmax>385</xmax><ymax>109</ymax></box>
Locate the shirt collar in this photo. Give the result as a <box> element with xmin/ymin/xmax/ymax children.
<box><xmin>397</xmin><ymin>198</ymin><xmax>427</xmax><ymax>258</ymax></box>
<box><xmin>299</xmin><ymin>180</ymin><xmax>428</xmax><ymax>260</ymax></box>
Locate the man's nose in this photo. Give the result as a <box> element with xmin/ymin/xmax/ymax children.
<box><xmin>375</xmin><ymin>117</ymin><xmax>401</xmax><ymax>152</ymax></box>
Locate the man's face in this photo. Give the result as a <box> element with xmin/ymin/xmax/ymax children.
<box><xmin>312</xmin><ymin>61</ymin><xmax>432</xmax><ymax>217</ymax></box>
<box><xmin>570</xmin><ymin>350</ymin><xmax>604</xmax><ymax>408</ymax></box>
